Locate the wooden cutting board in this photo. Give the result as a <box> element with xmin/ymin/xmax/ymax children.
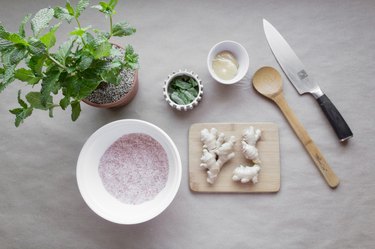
<box><xmin>189</xmin><ymin>123</ymin><xmax>280</xmax><ymax>193</ymax></box>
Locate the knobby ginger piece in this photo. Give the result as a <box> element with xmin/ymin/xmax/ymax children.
<box><xmin>233</xmin><ymin>126</ymin><xmax>262</xmax><ymax>185</ymax></box>
<box><xmin>241</xmin><ymin>126</ymin><xmax>262</xmax><ymax>164</ymax></box>
<box><xmin>200</xmin><ymin>128</ymin><xmax>235</xmax><ymax>184</ymax></box>
<box><xmin>232</xmin><ymin>165</ymin><xmax>261</xmax><ymax>184</ymax></box>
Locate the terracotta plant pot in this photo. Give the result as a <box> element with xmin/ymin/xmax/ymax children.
<box><xmin>82</xmin><ymin>70</ymin><xmax>139</xmax><ymax>109</ymax></box>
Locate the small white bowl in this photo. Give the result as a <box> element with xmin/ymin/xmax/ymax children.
<box><xmin>76</xmin><ymin>119</ymin><xmax>182</xmax><ymax>224</ymax></box>
<box><xmin>207</xmin><ymin>40</ymin><xmax>249</xmax><ymax>84</ymax></box>
<box><xmin>163</xmin><ymin>69</ymin><xmax>203</xmax><ymax>111</ymax></box>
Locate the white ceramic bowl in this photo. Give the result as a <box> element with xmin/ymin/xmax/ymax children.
<box><xmin>207</xmin><ymin>40</ymin><xmax>249</xmax><ymax>84</ymax></box>
<box><xmin>163</xmin><ymin>69</ymin><xmax>203</xmax><ymax>111</ymax></box>
<box><xmin>76</xmin><ymin>119</ymin><xmax>182</xmax><ymax>224</ymax></box>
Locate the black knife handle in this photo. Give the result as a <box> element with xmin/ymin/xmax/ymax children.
<box><xmin>316</xmin><ymin>94</ymin><xmax>353</xmax><ymax>142</ymax></box>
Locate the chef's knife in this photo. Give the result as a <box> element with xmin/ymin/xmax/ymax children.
<box><xmin>263</xmin><ymin>19</ymin><xmax>353</xmax><ymax>142</ymax></box>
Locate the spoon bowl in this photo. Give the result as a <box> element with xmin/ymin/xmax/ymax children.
<box><xmin>252</xmin><ymin>66</ymin><xmax>283</xmax><ymax>99</ymax></box>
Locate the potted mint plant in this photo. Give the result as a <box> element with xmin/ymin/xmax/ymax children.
<box><xmin>0</xmin><ymin>0</ymin><xmax>139</xmax><ymax>127</ymax></box>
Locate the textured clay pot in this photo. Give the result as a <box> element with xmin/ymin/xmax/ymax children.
<box><xmin>82</xmin><ymin>70</ymin><xmax>139</xmax><ymax>109</ymax></box>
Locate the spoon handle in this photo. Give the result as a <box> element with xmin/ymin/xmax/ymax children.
<box><xmin>273</xmin><ymin>93</ymin><xmax>339</xmax><ymax>188</ymax></box>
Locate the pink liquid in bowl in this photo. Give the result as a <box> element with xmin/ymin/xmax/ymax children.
<box><xmin>98</xmin><ymin>133</ymin><xmax>169</xmax><ymax>205</ymax></box>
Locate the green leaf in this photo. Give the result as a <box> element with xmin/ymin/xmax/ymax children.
<box><xmin>65</xmin><ymin>1</ymin><xmax>75</xmax><ymax>16</ymax></box>
<box><xmin>189</xmin><ymin>78</ymin><xmax>198</xmax><ymax>87</ymax></box>
<box><xmin>0</xmin><ymin>65</ymin><xmax>15</xmax><ymax>92</ymax></box>
<box><xmin>31</xmin><ymin>8</ymin><xmax>55</xmax><ymax>37</ymax></box>
<box><xmin>65</xmin><ymin>74</ymin><xmax>100</xmax><ymax>99</ymax></box>
<box><xmin>59</xmin><ymin>95</ymin><xmax>70</xmax><ymax>110</ymax></box>
<box><xmin>170</xmin><ymin>92</ymin><xmax>185</xmax><ymax>105</ymax></box>
<box><xmin>174</xmin><ymin>79</ymin><xmax>191</xmax><ymax>90</ymax></box>
<box><xmin>78</xmin><ymin>54</ymin><xmax>93</xmax><ymax>71</ymax></box>
<box><xmin>28</xmin><ymin>38</ymin><xmax>46</xmax><ymax>54</ymax></box>
<box><xmin>187</xmin><ymin>87</ymin><xmax>198</xmax><ymax>96</ymax></box>
<box><xmin>53</xmin><ymin>7</ymin><xmax>73</xmax><ymax>23</ymax></box>
<box><xmin>0</xmin><ymin>38</ymin><xmax>13</xmax><ymax>51</ymax></box>
<box><xmin>40</xmin><ymin>23</ymin><xmax>60</xmax><ymax>49</ymax></box>
<box><xmin>112</xmin><ymin>22</ymin><xmax>136</xmax><ymax>37</ymax></box>
<box><xmin>92</xmin><ymin>40</ymin><xmax>111</xmax><ymax>59</ymax></box>
<box><xmin>92</xmin><ymin>1</ymin><xmax>113</xmax><ymax>15</ymax></box>
<box><xmin>7</xmin><ymin>33</ymin><xmax>29</xmax><ymax>46</ymax></box>
<box><xmin>19</xmin><ymin>14</ymin><xmax>31</xmax><ymax>37</ymax></box>
<box><xmin>9</xmin><ymin>46</ymin><xmax>28</xmax><ymax>64</ymax></box>
<box><xmin>182</xmin><ymin>90</ymin><xmax>196</xmax><ymax>102</ymax></box>
<box><xmin>101</xmin><ymin>68</ymin><xmax>120</xmax><ymax>84</ymax></box>
<box><xmin>55</xmin><ymin>37</ymin><xmax>76</xmax><ymax>64</ymax></box>
<box><xmin>70</xmin><ymin>26</ymin><xmax>91</xmax><ymax>37</ymax></box>
<box><xmin>15</xmin><ymin>68</ymin><xmax>40</xmax><ymax>84</ymax></box>
<box><xmin>0</xmin><ymin>23</ymin><xmax>10</xmax><ymax>39</ymax></box>
<box><xmin>26</xmin><ymin>91</ymin><xmax>54</xmax><ymax>110</ymax></box>
<box><xmin>28</xmin><ymin>55</ymin><xmax>46</xmax><ymax>76</ymax></box>
<box><xmin>76</xmin><ymin>0</ymin><xmax>89</xmax><ymax>17</ymax></box>
<box><xmin>9</xmin><ymin>107</ymin><xmax>33</xmax><ymax>127</ymax></box>
<box><xmin>41</xmin><ymin>69</ymin><xmax>61</xmax><ymax>106</ymax></box>
<box><xmin>71</xmin><ymin>101</ymin><xmax>81</xmax><ymax>121</ymax></box>
<box><xmin>178</xmin><ymin>91</ymin><xmax>189</xmax><ymax>104</ymax></box>
<box><xmin>108</xmin><ymin>0</ymin><xmax>118</xmax><ymax>9</ymax></box>
<box><xmin>124</xmin><ymin>45</ymin><xmax>138</xmax><ymax>69</ymax></box>
<box><xmin>17</xmin><ymin>90</ymin><xmax>28</xmax><ymax>108</ymax></box>
<box><xmin>49</xmin><ymin>107</ymin><xmax>54</xmax><ymax>118</ymax></box>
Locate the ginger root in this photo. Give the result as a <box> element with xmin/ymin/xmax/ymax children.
<box><xmin>241</xmin><ymin>126</ymin><xmax>261</xmax><ymax>164</ymax></box>
<box><xmin>232</xmin><ymin>165</ymin><xmax>261</xmax><ymax>184</ymax></box>
<box><xmin>232</xmin><ymin>126</ymin><xmax>262</xmax><ymax>184</ymax></box>
<box><xmin>200</xmin><ymin>128</ymin><xmax>235</xmax><ymax>184</ymax></box>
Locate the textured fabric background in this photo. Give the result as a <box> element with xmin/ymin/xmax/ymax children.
<box><xmin>0</xmin><ymin>0</ymin><xmax>374</xmax><ymax>248</ymax></box>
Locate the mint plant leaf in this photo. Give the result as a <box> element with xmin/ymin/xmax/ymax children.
<box><xmin>0</xmin><ymin>24</ymin><xmax>9</xmax><ymax>39</ymax></box>
<box><xmin>78</xmin><ymin>53</ymin><xmax>93</xmax><ymax>71</ymax></box>
<box><xmin>7</xmin><ymin>33</ymin><xmax>29</xmax><ymax>46</ymax></box>
<box><xmin>15</xmin><ymin>68</ymin><xmax>38</xmax><ymax>84</ymax></box>
<box><xmin>41</xmin><ymin>69</ymin><xmax>61</xmax><ymax>106</ymax></box>
<box><xmin>170</xmin><ymin>92</ymin><xmax>185</xmax><ymax>105</ymax></box>
<box><xmin>54</xmin><ymin>37</ymin><xmax>76</xmax><ymax>64</ymax></box>
<box><xmin>18</xmin><ymin>14</ymin><xmax>31</xmax><ymax>37</ymax></box>
<box><xmin>31</xmin><ymin>8</ymin><xmax>54</xmax><ymax>37</ymax></box>
<box><xmin>174</xmin><ymin>79</ymin><xmax>191</xmax><ymax>89</ymax></box>
<box><xmin>9</xmin><ymin>107</ymin><xmax>33</xmax><ymax>127</ymax></box>
<box><xmin>108</xmin><ymin>0</ymin><xmax>118</xmax><ymax>9</ymax></box>
<box><xmin>65</xmin><ymin>2</ymin><xmax>75</xmax><ymax>16</ymax></box>
<box><xmin>0</xmin><ymin>64</ymin><xmax>15</xmax><ymax>92</ymax></box>
<box><xmin>0</xmin><ymin>38</ymin><xmax>13</xmax><ymax>51</ymax></box>
<box><xmin>28</xmin><ymin>38</ymin><xmax>46</xmax><ymax>54</ymax></box>
<box><xmin>9</xmin><ymin>46</ymin><xmax>28</xmax><ymax>65</ymax></box>
<box><xmin>76</xmin><ymin>0</ymin><xmax>89</xmax><ymax>18</ymax></box>
<box><xmin>70</xmin><ymin>26</ymin><xmax>90</xmax><ymax>37</ymax></box>
<box><xmin>17</xmin><ymin>90</ymin><xmax>28</xmax><ymax>108</ymax></box>
<box><xmin>59</xmin><ymin>95</ymin><xmax>70</xmax><ymax>110</ymax></box>
<box><xmin>70</xmin><ymin>100</ymin><xmax>81</xmax><ymax>121</ymax></box>
<box><xmin>40</xmin><ymin>23</ymin><xmax>60</xmax><ymax>49</ymax></box>
<box><xmin>101</xmin><ymin>68</ymin><xmax>120</xmax><ymax>84</ymax></box>
<box><xmin>26</xmin><ymin>91</ymin><xmax>54</xmax><ymax>110</ymax></box>
<box><xmin>123</xmin><ymin>45</ymin><xmax>138</xmax><ymax>69</ymax></box>
<box><xmin>112</xmin><ymin>22</ymin><xmax>136</xmax><ymax>37</ymax></box>
<box><xmin>53</xmin><ymin>7</ymin><xmax>73</xmax><ymax>23</ymax></box>
<box><xmin>28</xmin><ymin>55</ymin><xmax>46</xmax><ymax>76</ymax></box>
<box><xmin>92</xmin><ymin>40</ymin><xmax>111</xmax><ymax>59</ymax></box>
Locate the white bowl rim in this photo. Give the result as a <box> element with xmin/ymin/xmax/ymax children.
<box><xmin>76</xmin><ymin>119</ymin><xmax>182</xmax><ymax>224</ymax></box>
<box><xmin>207</xmin><ymin>40</ymin><xmax>249</xmax><ymax>84</ymax></box>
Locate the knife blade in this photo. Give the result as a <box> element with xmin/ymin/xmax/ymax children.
<box><xmin>263</xmin><ymin>19</ymin><xmax>353</xmax><ymax>142</ymax></box>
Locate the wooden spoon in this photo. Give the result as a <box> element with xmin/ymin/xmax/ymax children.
<box><xmin>253</xmin><ymin>66</ymin><xmax>339</xmax><ymax>188</ymax></box>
